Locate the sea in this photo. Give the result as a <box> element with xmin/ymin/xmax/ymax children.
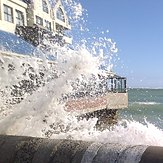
<box><xmin>119</xmin><ymin>88</ymin><xmax>163</xmax><ymax>130</ymax></box>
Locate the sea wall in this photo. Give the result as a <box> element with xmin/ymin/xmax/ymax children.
<box><xmin>0</xmin><ymin>135</ymin><xmax>163</xmax><ymax>163</ymax></box>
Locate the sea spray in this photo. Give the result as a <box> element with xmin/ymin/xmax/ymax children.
<box><xmin>1</xmin><ymin>57</ymin><xmax>163</xmax><ymax>146</ymax></box>
<box><xmin>0</xmin><ymin>45</ymin><xmax>101</xmax><ymax>136</ymax></box>
<box><xmin>44</xmin><ymin>119</ymin><xmax>163</xmax><ymax>147</ymax></box>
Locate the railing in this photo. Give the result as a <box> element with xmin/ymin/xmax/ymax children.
<box><xmin>107</xmin><ymin>77</ymin><xmax>127</xmax><ymax>93</ymax></box>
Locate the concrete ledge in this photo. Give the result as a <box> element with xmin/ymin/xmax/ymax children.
<box><xmin>0</xmin><ymin>135</ymin><xmax>163</xmax><ymax>163</ymax></box>
<box><xmin>139</xmin><ymin>146</ymin><xmax>163</xmax><ymax>163</ymax></box>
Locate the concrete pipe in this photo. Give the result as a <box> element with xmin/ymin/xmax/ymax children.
<box><xmin>0</xmin><ymin>135</ymin><xmax>163</xmax><ymax>163</ymax></box>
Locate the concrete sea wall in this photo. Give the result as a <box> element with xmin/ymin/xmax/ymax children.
<box><xmin>0</xmin><ymin>135</ymin><xmax>163</xmax><ymax>163</ymax></box>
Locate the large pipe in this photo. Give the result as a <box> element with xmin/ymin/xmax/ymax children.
<box><xmin>0</xmin><ymin>135</ymin><xmax>163</xmax><ymax>163</ymax></box>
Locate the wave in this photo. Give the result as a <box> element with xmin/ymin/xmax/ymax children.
<box><xmin>44</xmin><ymin>120</ymin><xmax>163</xmax><ymax>147</ymax></box>
<box><xmin>131</xmin><ymin>101</ymin><xmax>161</xmax><ymax>105</ymax></box>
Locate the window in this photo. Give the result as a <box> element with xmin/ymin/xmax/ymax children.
<box><xmin>4</xmin><ymin>4</ymin><xmax>13</xmax><ymax>23</ymax></box>
<box><xmin>45</xmin><ymin>20</ymin><xmax>51</xmax><ymax>31</ymax></box>
<box><xmin>36</xmin><ymin>16</ymin><xmax>43</xmax><ymax>26</ymax></box>
<box><xmin>16</xmin><ymin>10</ymin><xmax>24</xmax><ymax>26</ymax></box>
<box><xmin>42</xmin><ymin>0</ymin><xmax>48</xmax><ymax>13</ymax></box>
<box><xmin>56</xmin><ymin>7</ymin><xmax>65</xmax><ymax>22</ymax></box>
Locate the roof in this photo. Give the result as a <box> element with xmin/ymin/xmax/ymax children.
<box><xmin>0</xmin><ymin>30</ymin><xmax>56</xmax><ymax>61</ymax></box>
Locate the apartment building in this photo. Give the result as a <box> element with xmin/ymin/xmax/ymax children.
<box><xmin>0</xmin><ymin>0</ymin><xmax>72</xmax><ymax>45</ymax></box>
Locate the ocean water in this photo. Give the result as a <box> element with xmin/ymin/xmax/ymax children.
<box><xmin>119</xmin><ymin>88</ymin><xmax>163</xmax><ymax>130</ymax></box>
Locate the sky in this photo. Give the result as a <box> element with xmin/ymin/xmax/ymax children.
<box><xmin>77</xmin><ymin>0</ymin><xmax>163</xmax><ymax>88</ymax></box>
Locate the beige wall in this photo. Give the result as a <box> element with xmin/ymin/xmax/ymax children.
<box><xmin>26</xmin><ymin>4</ymin><xmax>34</xmax><ymax>26</ymax></box>
<box><xmin>106</xmin><ymin>93</ymin><xmax>128</xmax><ymax>109</ymax></box>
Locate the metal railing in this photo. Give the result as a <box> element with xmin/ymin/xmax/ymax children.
<box><xmin>107</xmin><ymin>77</ymin><xmax>127</xmax><ymax>93</ymax></box>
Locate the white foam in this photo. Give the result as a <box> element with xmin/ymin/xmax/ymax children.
<box><xmin>132</xmin><ymin>101</ymin><xmax>161</xmax><ymax>105</ymax></box>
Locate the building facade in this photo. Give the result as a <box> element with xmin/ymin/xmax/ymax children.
<box><xmin>0</xmin><ymin>0</ymin><xmax>72</xmax><ymax>44</ymax></box>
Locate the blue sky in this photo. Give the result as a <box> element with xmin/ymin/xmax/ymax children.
<box><xmin>77</xmin><ymin>0</ymin><xmax>163</xmax><ymax>88</ymax></box>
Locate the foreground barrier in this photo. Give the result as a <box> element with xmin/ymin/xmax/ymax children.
<box><xmin>0</xmin><ymin>135</ymin><xmax>163</xmax><ymax>163</ymax></box>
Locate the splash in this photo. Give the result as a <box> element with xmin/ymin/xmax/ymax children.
<box><xmin>0</xmin><ymin>0</ymin><xmax>163</xmax><ymax>148</ymax></box>
<box><xmin>49</xmin><ymin>120</ymin><xmax>163</xmax><ymax>147</ymax></box>
<box><xmin>0</xmin><ymin>45</ymin><xmax>101</xmax><ymax>136</ymax></box>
